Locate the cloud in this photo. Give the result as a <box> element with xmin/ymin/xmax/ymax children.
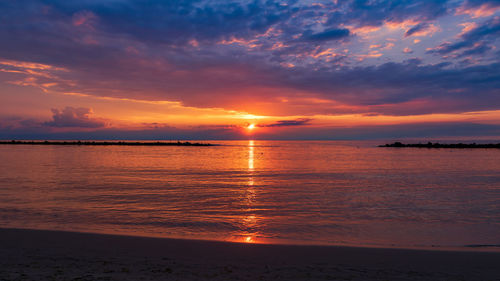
<box><xmin>283</xmin><ymin>60</ymin><xmax>500</xmax><ymax>115</ymax></box>
<box><xmin>259</xmin><ymin>118</ymin><xmax>312</xmax><ymax>127</ymax></box>
<box><xmin>456</xmin><ymin>0</ymin><xmax>500</xmax><ymax>18</ymax></box>
<box><xmin>252</xmin><ymin>122</ymin><xmax>500</xmax><ymax>140</ymax></box>
<box><xmin>460</xmin><ymin>42</ymin><xmax>495</xmax><ymax>57</ymax></box>
<box><xmin>5</xmin><ymin>118</ymin><xmax>500</xmax><ymax>140</ymax></box>
<box><xmin>44</xmin><ymin>107</ymin><xmax>106</xmax><ymax>128</ymax></box>
<box><xmin>301</xmin><ymin>28</ymin><xmax>350</xmax><ymax>42</ymax></box>
<box><xmin>462</xmin><ymin>16</ymin><xmax>500</xmax><ymax>41</ymax></box>
<box><xmin>0</xmin><ymin>0</ymin><xmax>499</xmax><ymax>121</ymax></box>
<box><xmin>0</xmin><ymin>0</ymin><xmax>452</xmax><ymax>62</ymax></box>
<box><xmin>427</xmin><ymin>17</ymin><xmax>500</xmax><ymax>55</ymax></box>
<box><xmin>326</xmin><ymin>0</ymin><xmax>450</xmax><ymax>28</ymax></box>
<box><xmin>404</xmin><ymin>23</ymin><xmax>439</xmax><ymax>37</ymax></box>
<box><xmin>405</xmin><ymin>23</ymin><xmax>429</xmax><ymax>37</ymax></box>
<box><xmin>72</xmin><ymin>10</ymin><xmax>97</xmax><ymax>28</ymax></box>
<box><xmin>403</xmin><ymin>47</ymin><xmax>414</xmax><ymax>53</ymax></box>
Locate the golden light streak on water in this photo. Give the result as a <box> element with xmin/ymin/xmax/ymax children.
<box><xmin>248</xmin><ymin>140</ymin><xmax>254</xmax><ymax>172</ymax></box>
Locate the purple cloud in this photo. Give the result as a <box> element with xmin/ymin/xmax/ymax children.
<box><xmin>0</xmin><ymin>0</ymin><xmax>499</xmax><ymax>122</ymax></box>
<box><xmin>301</xmin><ymin>29</ymin><xmax>350</xmax><ymax>42</ymax></box>
<box><xmin>427</xmin><ymin>17</ymin><xmax>500</xmax><ymax>55</ymax></box>
<box><xmin>259</xmin><ymin>118</ymin><xmax>312</xmax><ymax>127</ymax></box>
<box><xmin>404</xmin><ymin>23</ymin><xmax>429</xmax><ymax>37</ymax></box>
<box><xmin>44</xmin><ymin>107</ymin><xmax>106</xmax><ymax>128</ymax></box>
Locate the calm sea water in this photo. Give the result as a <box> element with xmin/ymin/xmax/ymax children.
<box><xmin>0</xmin><ymin>140</ymin><xmax>499</xmax><ymax>250</ymax></box>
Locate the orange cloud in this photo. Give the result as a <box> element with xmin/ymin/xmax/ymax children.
<box><xmin>406</xmin><ymin>23</ymin><xmax>440</xmax><ymax>37</ymax></box>
<box><xmin>370</xmin><ymin>43</ymin><xmax>394</xmax><ymax>50</ymax></box>
<box><xmin>357</xmin><ymin>51</ymin><xmax>382</xmax><ymax>61</ymax></box>
<box><xmin>458</xmin><ymin>22</ymin><xmax>478</xmax><ymax>37</ymax></box>
<box><xmin>309</xmin><ymin>48</ymin><xmax>340</xmax><ymax>59</ymax></box>
<box><xmin>280</xmin><ymin>62</ymin><xmax>295</xmax><ymax>68</ymax></box>
<box><xmin>0</xmin><ymin>59</ymin><xmax>67</xmax><ymax>71</ymax></box>
<box><xmin>348</xmin><ymin>25</ymin><xmax>381</xmax><ymax>35</ymax></box>
<box><xmin>403</xmin><ymin>47</ymin><xmax>413</xmax><ymax>53</ymax></box>
<box><xmin>218</xmin><ymin>37</ymin><xmax>261</xmax><ymax>48</ymax></box>
<box><xmin>270</xmin><ymin>42</ymin><xmax>287</xmax><ymax>50</ymax></box>
<box><xmin>385</xmin><ymin>19</ymin><xmax>421</xmax><ymax>30</ymax></box>
<box><xmin>456</xmin><ymin>3</ymin><xmax>500</xmax><ymax>18</ymax></box>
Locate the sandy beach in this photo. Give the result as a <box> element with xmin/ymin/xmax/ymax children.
<box><xmin>1</xmin><ymin>228</ymin><xmax>499</xmax><ymax>281</ymax></box>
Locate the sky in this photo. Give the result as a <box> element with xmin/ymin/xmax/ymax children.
<box><xmin>0</xmin><ymin>0</ymin><xmax>499</xmax><ymax>140</ymax></box>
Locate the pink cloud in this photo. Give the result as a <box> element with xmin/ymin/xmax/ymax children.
<box><xmin>403</xmin><ymin>47</ymin><xmax>413</xmax><ymax>54</ymax></box>
<box><xmin>458</xmin><ymin>22</ymin><xmax>478</xmax><ymax>37</ymax></box>
<box><xmin>404</xmin><ymin>23</ymin><xmax>440</xmax><ymax>38</ymax></box>
<box><xmin>218</xmin><ymin>37</ymin><xmax>261</xmax><ymax>49</ymax></box>
<box><xmin>72</xmin><ymin>11</ymin><xmax>97</xmax><ymax>28</ymax></box>
<box><xmin>456</xmin><ymin>3</ymin><xmax>500</xmax><ymax>18</ymax></box>
<box><xmin>370</xmin><ymin>43</ymin><xmax>395</xmax><ymax>50</ymax></box>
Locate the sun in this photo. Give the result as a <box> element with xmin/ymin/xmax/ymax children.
<box><xmin>247</xmin><ymin>123</ymin><xmax>256</xmax><ymax>130</ymax></box>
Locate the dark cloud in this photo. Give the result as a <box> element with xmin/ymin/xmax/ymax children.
<box><xmin>327</xmin><ymin>0</ymin><xmax>449</xmax><ymax>28</ymax></box>
<box><xmin>301</xmin><ymin>28</ymin><xmax>350</xmax><ymax>42</ymax></box>
<box><xmin>460</xmin><ymin>42</ymin><xmax>495</xmax><ymax>57</ymax></box>
<box><xmin>44</xmin><ymin>107</ymin><xmax>106</xmax><ymax>128</ymax></box>
<box><xmin>0</xmin><ymin>0</ymin><xmax>499</xmax><ymax>121</ymax></box>
<box><xmin>283</xmin><ymin>61</ymin><xmax>500</xmax><ymax>115</ymax></box>
<box><xmin>259</xmin><ymin>118</ymin><xmax>312</xmax><ymax>127</ymax></box>
<box><xmin>3</xmin><ymin>120</ymin><xmax>500</xmax><ymax>140</ymax></box>
<box><xmin>0</xmin><ymin>0</ymin><xmax>453</xmax><ymax>62</ymax></box>
<box><xmin>460</xmin><ymin>0</ymin><xmax>500</xmax><ymax>9</ymax></box>
<box><xmin>404</xmin><ymin>23</ymin><xmax>428</xmax><ymax>37</ymax></box>
<box><xmin>428</xmin><ymin>17</ymin><xmax>500</xmax><ymax>55</ymax></box>
<box><xmin>463</xmin><ymin>17</ymin><xmax>500</xmax><ymax>41</ymax></box>
<box><xmin>17</xmin><ymin>0</ymin><xmax>294</xmax><ymax>47</ymax></box>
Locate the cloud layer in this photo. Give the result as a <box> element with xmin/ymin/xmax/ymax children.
<box><xmin>0</xmin><ymin>0</ymin><xmax>499</xmax><ymax>139</ymax></box>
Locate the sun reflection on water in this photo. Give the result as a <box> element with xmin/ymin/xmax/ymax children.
<box><xmin>242</xmin><ymin>140</ymin><xmax>257</xmax><ymax>243</ymax></box>
<box><xmin>248</xmin><ymin>140</ymin><xmax>254</xmax><ymax>172</ymax></box>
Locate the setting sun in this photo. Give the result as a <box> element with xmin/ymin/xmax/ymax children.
<box><xmin>247</xmin><ymin>123</ymin><xmax>256</xmax><ymax>130</ymax></box>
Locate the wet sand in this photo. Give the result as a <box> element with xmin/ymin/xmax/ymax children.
<box><xmin>1</xmin><ymin>228</ymin><xmax>499</xmax><ymax>280</ymax></box>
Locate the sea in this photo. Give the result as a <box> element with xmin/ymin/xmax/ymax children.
<box><xmin>0</xmin><ymin>140</ymin><xmax>499</xmax><ymax>251</ymax></box>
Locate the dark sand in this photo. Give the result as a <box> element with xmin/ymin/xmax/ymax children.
<box><xmin>1</xmin><ymin>228</ymin><xmax>499</xmax><ymax>280</ymax></box>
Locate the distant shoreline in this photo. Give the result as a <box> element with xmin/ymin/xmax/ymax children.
<box><xmin>380</xmin><ymin>141</ymin><xmax>500</xmax><ymax>148</ymax></box>
<box><xmin>0</xmin><ymin>140</ymin><xmax>214</xmax><ymax>146</ymax></box>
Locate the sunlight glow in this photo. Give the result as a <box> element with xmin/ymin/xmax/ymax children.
<box><xmin>248</xmin><ymin>140</ymin><xmax>254</xmax><ymax>171</ymax></box>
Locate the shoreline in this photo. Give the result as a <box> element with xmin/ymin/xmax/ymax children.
<box><xmin>1</xmin><ymin>227</ymin><xmax>499</xmax><ymax>280</ymax></box>
<box><xmin>0</xmin><ymin>140</ymin><xmax>214</xmax><ymax>146</ymax></box>
<box><xmin>3</xmin><ymin>226</ymin><xmax>499</xmax><ymax>254</ymax></box>
<box><xmin>380</xmin><ymin>141</ymin><xmax>500</xmax><ymax>148</ymax></box>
